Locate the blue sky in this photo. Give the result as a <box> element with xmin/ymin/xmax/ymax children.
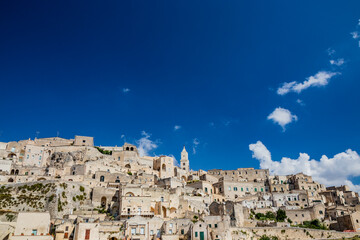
<box><xmin>1</xmin><ymin>1</ymin><xmax>360</xmax><ymax>187</ymax></box>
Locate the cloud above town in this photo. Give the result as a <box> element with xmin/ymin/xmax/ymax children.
<box><xmin>277</xmin><ymin>71</ymin><xmax>339</xmax><ymax>95</ymax></box>
<box><xmin>192</xmin><ymin>138</ymin><xmax>200</xmax><ymax>154</ymax></box>
<box><xmin>350</xmin><ymin>31</ymin><xmax>359</xmax><ymax>39</ymax></box>
<box><xmin>249</xmin><ymin>141</ymin><xmax>360</xmax><ymax>192</ymax></box>
<box><xmin>330</xmin><ymin>58</ymin><xmax>345</xmax><ymax>66</ymax></box>
<box><xmin>296</xmin><ymin>99</ymin><xmax>305</xmax><ymax>106</ymax></box>
<box><xmin>136</xmin><ymin>131</ymin><xmax>158</xmax><ymax>157</ymax></box>
<box><xmin>267</xmin><ymin>107</ymin><xmax>297</xmax><ymax>131</ymax></box>
<box><xmin>174</xmin><ymin>125</ymin><xmax>182</xmax><ymax>131</ymax></box>
<box><xmin>122</xmin><ymin>88</ymin><xmax>130</xmax><ymax>93</ymax></box>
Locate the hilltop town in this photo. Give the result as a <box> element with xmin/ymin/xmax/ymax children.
<box><xmin>0</xmin><ymin>135</ymin><xmax>360</xmax><ymax>240</ymax></box>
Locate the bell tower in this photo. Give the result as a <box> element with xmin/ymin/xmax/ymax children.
<box><xmin>180</xmin><ymin>146</ymin><xmax>189</xmax><ymax>172</ymax></box>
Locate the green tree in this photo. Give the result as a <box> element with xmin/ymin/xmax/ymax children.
<box><xmin>265</xmin><ymin>211</ymin><xmax>276</xmax><ymax>220</ymax></box>
<box><xmin>276</xmin><ymin>209</ymin><xmax>287</xmax><ymax>222</ymax></box>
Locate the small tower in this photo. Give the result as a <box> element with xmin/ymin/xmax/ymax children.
<box><xmin>180</xmin><ymin>146</ymin><xmax>190</xmax><ymax>172</ymax></box>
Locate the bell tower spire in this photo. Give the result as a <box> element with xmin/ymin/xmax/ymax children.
<box><xmin>180</xmin><ymin>146</ymin><xmax>189</xmax><ymax>172</ymax></box>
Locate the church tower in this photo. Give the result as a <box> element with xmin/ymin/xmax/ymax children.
<box><xmin>180</xmin><ymin>146</ymin><xmax>190</xmax><ymax>172</ymax></box>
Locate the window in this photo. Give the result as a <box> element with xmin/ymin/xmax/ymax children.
<box><xmin>195</xmin><ymin>232</ymin><xmax>198</xmax><ymax>237</ymax></box>
<box><xmin>118</xmin><ymin>157</ymin><xmax>120</xmax><ymax>161</ymax></box>
<box><xmin>131</xmin><ymin>228</ymin><xmax>136</xmax><ymax>235</ymax></box>
<box><xmin>140</xmin><ymin>227</ymin><xmax>144</xmax><ymax>234</ymax></box>
<box><xmin>169</xmin><ymin>229</ymin><xmax>173</xmax><ymax>234</ymax></box>
<box><xmin>83</xmin><ymin>140</ymin><xmax>86</xmax><ymax>143</ymax></box>
<box><xmin>100</xmin><ymin>176</ymin><xmax>105</xmax><ymax>182</ymax></box>
<box><xmin>39</xmin><ymin>156</ymin><xmax>41</xmax><ymax>160</ymax></box>
<box><xmin>215</xmin><ymin>224</ymin><xmax>218</xmax><ymax>228</ymax></box>
<box><xmin>228</xmin><ymin>187</ymin><xmax>231</xmax><ymax>191</ymax></box>
<box><xmin>261</xmin><ymin>188</ymin><xmax>263</xmax><ymax>192</ymax></box>
<box><xmin>32</xmin><ymin>229</ymin><xmax>37</xmax><ymax>235</ymax></box>
<box><xmin>319</xmin><ymin>210</ymin><xmax>323</xmax><ymax>214</ymax></box>
<box><xmin>246</xmin><ymin>188</ymin><xmax>249</xmax><ymax>192</ymax></box>
<box><xmin>85</xmin><ymin>229</ymin><xmax>90</xmax><ymax>240</ymax></box>
<box><xmin>208</xmin><ymin>224</ymin><xmax>211</xmax><ymax>228</ymax></box>
<box><xmin>234</xmin><ymin>187</ymin><xmax>238</xmax><ymax>191</ymax></box>
<box><xmin>169</xmin><ymin>223</ymin><xmax>173</xmax><ymax>228</ymax></box>
<box><xmin>181</xmin><ymin>229</ymin><xmax>184</xmax><ymax>234</ymax></box>
<box><xmin>205</xmin><ymin>187</ymin><xmax>208</xmax><ymax>193</ymax></box>
<box><xmin>161</xmin><ymin>196</ymin><xmax>164</xmax><ymax>202</ymax></box>
<box><xmin>150</xmin><ymin>230</ymin><xmax>154</xmax><ymax>235</ymax></box>
<box><xmin>64</xmin><ymin>233</ymin><xmax>68</xmax><ymax>238</ymax></box>
<box><xmin>65</xmin><ymin>226</ymin><xmax>69</xmax><ymax>231</ymax></box>
<box><xmin>255</xmin><ymin>188</ymin><xmax>257</xmax><ymax>192</ymax></box>
<box><xmin>27</xmin><ymin>155</ymin><xmax>29</xmax><ymax>159</ymax></box>
<box><xmin>241</xmin><ymin>187</ymin><xmax>243</xmax><ymax>191</ymax></box>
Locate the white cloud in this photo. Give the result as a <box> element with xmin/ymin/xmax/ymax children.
<box><xmin>174</xmin><ymin>125</ymin><xmax>182</xmax><ymax>131</ymax></box>
<box><xmin>276</xmin><ymin>81</ymin><xmax>297</xmax><ymax>95</ymax></box>
<box><xmin>330</xmin><ymin>58</ymin><xmax>345</xmax><ymax>66</ymax></box>
<box><xmin>122</xmin><ymin>88</ymin><xmax>130</xmax><ymax>93</ymax></box>
<box><xmin>327</xmin><ymin>48</ymin><xmax>336</xmax><ymax>56</ymax></box>
<box><xmin>249</xmin><ymin>141</ymin><xmax>360</xmax><ymax>192</ymax></box>
<box><xmin>351</xmin><ymin>31</ymin><xmax>359</xmax><ymax>39</ymax></box>
<box><xmin>277</xmin><ymin>71</ymin><xmax>339</xmax><ymax>95</ymax></box>
<box><xmin>192</xmin><ymin>138</ymin><xmax>200</xmax><ymax>154</ymax></box>
<box><xmin>169</xmin><ymin>154</ymin><xmax>180</xmax><ymax>167</ymax></box>
<box><xmin>136</xmin><ymin>131</ymin><xmax>158</xmax><ymax>157</ymax></box>
<box><xmin>296</xmin><ymin>99</ymin><xmax>305</xmax><ymax>106</ymax></box>
<box><xmin>267</xmin><ymin>107</ymin><xmax>297</xmax><ymax>131</ymax></box>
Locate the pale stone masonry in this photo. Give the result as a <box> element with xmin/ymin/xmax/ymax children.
<box><xmin>0</xmin><ymin>135</ymin><xmax>359</xmax><ymax>240</ymax></box>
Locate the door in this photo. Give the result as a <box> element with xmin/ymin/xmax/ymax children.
<box><xmin>200</xmin><ymin>231</ymin><xmax>204</xmax><ymax>240</ymax></box>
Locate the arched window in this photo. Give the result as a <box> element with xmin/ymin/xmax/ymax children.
<box><xmin>130</xmin><ymin>147</ymin><xmax>134</xmax><ymax>151</ymax></box>
<box><xmin>162</xmin><ymin>164</ymin><xmax>166</xmax><ymax>172</ymax></box>
<box><xmin>125</xmin><ymin>192</ymin><xmax>134</xmax><ymax>197</ymax></box>
<box><xmin>100</xmin><ymin>176</ymin><xmax>105</xmax><ymax>182</ymax></box>
<box><xmin>101</xmin><ymin>197</ymin><xmax>107</xmax><ymax>207</ymax></box>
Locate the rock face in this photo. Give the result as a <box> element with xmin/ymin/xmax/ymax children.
<box><xmin>50</xmin><ymin>151</ymin><xmax>84</xmax><ymax>168</ymax></box>
<box><xmin>0</xmin><ymin>181</ymin><xmax>91</xmax><ymax>219</ymax></box>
